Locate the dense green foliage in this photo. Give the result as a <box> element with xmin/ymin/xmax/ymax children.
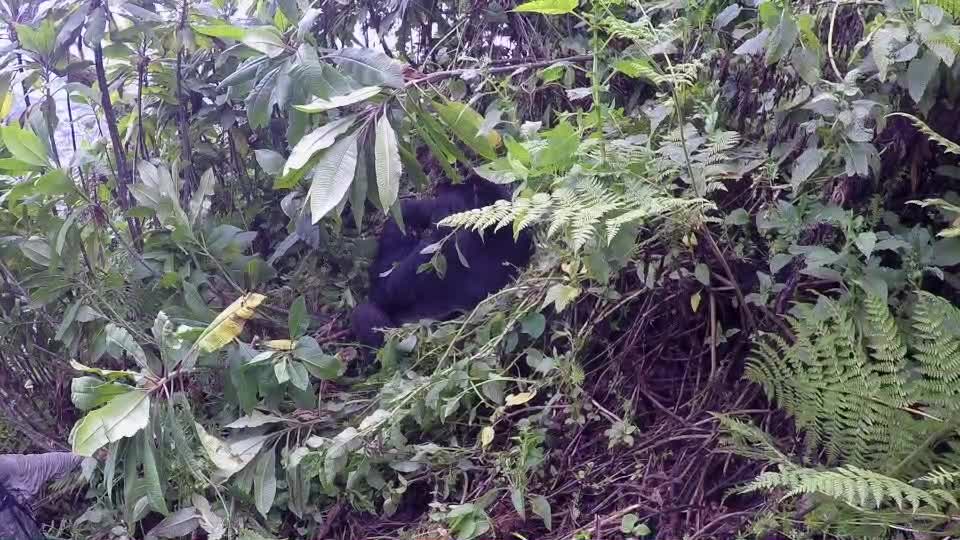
<box><xmin>5</xmin><ymin>0</ymin><xmax>960</xmax><ymax>538</ymax></box>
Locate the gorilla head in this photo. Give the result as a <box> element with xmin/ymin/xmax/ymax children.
<box><xmin>351</xmin><ymin>175</ymin><xmax>532</xmax><ymax>349</ymax></box>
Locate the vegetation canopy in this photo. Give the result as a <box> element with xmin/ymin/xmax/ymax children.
<box><xmin>6</xmin><ymin>0</ymin><xmax>960</xmax><ymax>538</ymax></box>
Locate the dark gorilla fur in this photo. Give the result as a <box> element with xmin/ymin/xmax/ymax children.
<box><xmin>351</xmin><ymin>175</ymin><xmax>533</xmax><ymax>348</ymax></box>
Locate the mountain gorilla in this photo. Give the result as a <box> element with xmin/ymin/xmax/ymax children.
<box><xmin>351</xmin><ymin>175</ymin><xmax>533</xmax><ymax>349</ymax></box>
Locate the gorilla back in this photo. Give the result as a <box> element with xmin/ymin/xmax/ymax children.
<box><xmin>352</xmin><ymin>176</ymin><xmax>533</xmax><ymax>348</ymax></box>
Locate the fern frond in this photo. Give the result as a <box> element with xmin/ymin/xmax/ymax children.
<box><xmin>861</xmin><ymin>292</ymin><xmax>908</xmax><ymax>405</ymax></box>
<box><xmin>888</xmin><ymin>113</ymin><xmax>960</xmax><ymax>156</ymax></box>
<box><xmin>743</xmin><ymin>463</ymin><xmax>959</xmax><ymax>513</ymax></box>
<box><xmin>909</xmin><ymin>292</ymin><xmax>960</xmax><ymax>408</ymax></box>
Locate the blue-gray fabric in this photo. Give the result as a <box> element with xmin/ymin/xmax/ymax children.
<box><xmin>0</xmin><ymin>453</ymin><xmax>83</xmax><ymax>540</ymax></box>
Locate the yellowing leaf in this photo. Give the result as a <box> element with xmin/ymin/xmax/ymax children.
<box><xmin>263</xmin><ymin>339</ymin><xmax>295</xmax><ymax>350</ymax></box>
<box><xmin>690</xmin><ymin>291</ymin><xmax>702</xmax><ymax>313</ymax></box>
<box><xmin>505</xmin><ymin>392</ymin><xmax>536</xmax><ymax>407</ymax></box>
<box><xmin>196</xmin><ymin>293</ymin><xmax>266</xmax><ymax>353</ymax></box>
<box><xmin>480</xmin><ymin>426</ymin><xmax>495</xmax><ymax>448</ymax></box>
<box><xmin>514</xmin><ymin>0</ymin><xmax>578</xmax><ymax>15</ymax></box>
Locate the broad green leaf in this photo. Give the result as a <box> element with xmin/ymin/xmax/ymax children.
<box><xmin>69</xmin><ymin>360</ymin><xmax>140</xmax><ymax>382</ymax></box>
<box><xmin>189</xmin><ymin>168</ymin><xmax>216</xmax><ymax>225</ymax></box>
<box><xmin>434</xmin><ymin>101</ymin><xmax>500</xmax><ymax>160</ymax></box>
<box><xmin>246</xmin><ymin>67</ymin><xmax>281</xmax><ymax>130</ymax></box>
<box><xmin>20</xmin><ymin>237</ymin><xmax>51</xmax><ymax>266</ymax></box>
<box><xmin>288</xmin><ymin>296</ymin><xmax>309</xmax><ymax>339</ymax></box>
<box><xmin>274</xmin><ymin>359</ymin><xmax>290</xmax><ymax>384</ymax></box>
<box><xmin>105</xmin><ymin>324</ymin><xmax>154</xmax><ymax>374</ymax></box>
<box><xmin>0</xmin><ymin>158</ymin><xmax>41</xmax><ymax>173</ymax></box>
<box><xmin>225</xmin><ymin>411</ymin><xmax>286</xmax><ymax>429</ymax></box>
<box><xmin>253</xmin><ymin>450</ymin><xmax>277</xmax><ymax>516</ymax></box>
<box><xmin>255</xmin><ymin>149</ymin><xmax>285</xmax><ymax>176</ymax></box>
<box><xmin>1</xmin><ymin>125</ymin><xmax>50</xmax><ymax>167</ymax></box>
<box><xmin>309</xmin><ymin>134</ymin><xmax>358</xmax><ymax>223</ymax></box>
<box><xmin>141</xmin><ymin>432</ymin><xmax>169</xmax><ymax>514</ymax></box>
<box><xmin>520</xmin><ymin>313</ymin><xmax>546</xmax><ymax>338</ymax></box>
<box><xmin>294</xmin><ymin>86</ymin><xmax>382</xmax><ymax>113</ymax></box>
<box><xmin>71</xmin><ymin>390</ymin><xmax>151</xmax><ymax>456</ymax></box>
<box><xmin>284</xmin><ymin>116</ymin><xmax>356</xmax><ymax>175</ymax></box>
<box><xmin>195</xmin><ymin>423</ymin><xmax>268</xmax><ymax>482</ymax></box>
<box><xmin>790</xmin><ymin>146</ymin><xmax>823</xmax><ymax>189</ymax></box>
<box><xmin>16</xmin><ymin>20</ymin><xmax>57</xmax><ymax>57</ymax></box>
<box><xmin>193</xmin><ymin>24</ymin><xmax>246</xmax><ymax>40</ymax></box>
<box><xmin>144</xmin><ymin>507</ymin><xmax>200</xmax><ymax>540</ymax></box>
<box><xmin>907</xmin><ymin>50</ymin><xmax>940</xmax><ymax>104</ymax></box>
<box><xmin>765</xmin><ymin>9</ymin><xmax>799</xmax><ymax>65</ymax></box>
<box><xmin>195</xmin><ymin>293</ymin><xmax>266</xmax><ymax>353</ymax></box>
<box><xmin>293</xmin><ymin>336</ymin><xmax>343</xmax><ymax>379</ymax></box>
<box><xmin>56</xmin><ymin>302</ymin><xmax>81</xmax><ymax>342</ymax></box>
<box><xmin>330</xmin><ymin>48</ymin><xmax>404</xmax><ymax>89</ymax></box>
<box><xmin>35</xmin><ymin>169</ymin><xmax>73</xmax><ymax>196</ymax></box>
<box><xmin>242</xmin><ymin>27</ymin><xmax>287</xmax><ymax>58</ymax></box>
<box><xmin>71</xmin><ymin>377</ymin><xmax>133</xmax><ymax>411</ymax></box>
<box><xmin>288</xmin><ymin>361</ymin><xmax>310</xmax><ymax>390</ymax></box>
<box><xmin>714</xmin><ymin>4</ymin><xmax>741</xmax><ymax>28</ymax></box>
<box><xmin>56</xmin><ymin>211</ymin><xmax>79</xmax><ymax>255</ymax></box>
<box><xmin>374</xmin><ymin>115</ymin><xmax>401</xmax><ymax>211</ymax></box>
<box><xmin>514</xmin><ymin>0</ymin><xmax>578</xmax><ymax>15</ymax></box>
<box><xmin>530</xmin><ymin>495</ymin><xmax>552</xmax><ymax>530</ymax></box>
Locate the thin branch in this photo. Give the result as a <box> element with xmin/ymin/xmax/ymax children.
<box><xmin>93</xmin><ymin>43</ymin><xmax>131</xmax><ymax>209</ymax></box>
<box><xmin>175</xmin><ymin>0</ymin><xmax>197</xmax><ymax>205</ymax></box>
<box><xmin>405</xmin><ymin>54</ymin><xmax>594</xmax><ymax>87</ymax></box>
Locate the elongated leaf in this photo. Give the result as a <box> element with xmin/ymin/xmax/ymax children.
<box><xmin>242</xmin><ymin>27</ymin><xmax>287</xmax><ymax>57</ymax></box>
<box><xmin>284</xmin><ymin>116</ymin><xmax>356</xmax><ymax>175</ymax></box>
<box><xmin>55</xmin><ymin>302</ymin><xmax>81</xmax><ymax>342</ymax></box>
<box><xmin>293</xmin><ymin>337</ymin><xmax>343</xmax><ymax>379</ymax></box>
<box><xmin>255</xmin><ymin>149</ymin><xmax>285</xmax><ymax>175</ymax></box>
<box><xmin>514</xmin><ymin>0</ymin><xmax>578</xmax><ymax>15</ymax></box>
<box><xmin>106</xmin><ymin>323</ymin><xmax>153</xmax><ymax>373</ymax></box>
<box><xmin>144</xmin><ymin>507</ymin><xmax>200</xmax><ymax>540</ymax></box>
<box><xmin>907</xmin><ymin>50</ymin><xmax>940</xmax><ymax>104</ymax></box>
<box><xmin>374</xmin><ymin>116</ymin><xmax>401</xmax><ymax>211</ymax></box>
<box><xmin>141</xmin><ymin>431</ymin><xmax>169</xmax><ymax>514</ymax></box>
<box><xmin>330</xmin><ymin>48</ymin><xmax>404</xmax><ymax>88</ymax></box>
<box><xmin>294</xmin><ymin>86</ymin><xmax>382</xmax><ymax>113</ymax></box>
<box><xmin>288</xmin><ymin>296</ymin><xmax>309</xmax><ymax>339</ymax></box>
<box><xmin>193</xmin><ymin>24</ymin><xmax>246</xmax><ymax>40</ymax></box>
<box><xmin>195</xmin><ymin>293</ymin><xmax>266</xmax><ymax>353</ymax></box>
<box><xmin>254</xmin><ymin>450</ymin><xmax>277</xmax><ymax>516</ymax></box>
<box><xmin>20</xmin><ymin>237</ymin><xmax>51</xmax><ymax>266</ymax></box>
<box><xmin>309</xmin><ymin>134</ymin><xmax>358</xmax><ymax>223</ymax></box>
<box><xmin>1</xmin><ymin>125</ymin><xmax>50</xmax><ymax>167</ymax></box>
<box><xmin>71</xmin><ymin>377</ymin><xmax>133</xmax><ymax>411</ymax></box>
<box><xmin>530</xmin><ymin>495</ymin><xmax>552</xmax><ymax>530</ymax></box>
<box><xmin>226</xmin><ymin>411</ymin><xmax>286</xmax><ymax>429</ymax></box>
<box><xmin>189</xmin><ymin>168</ymin><xmax>216</xmax><ymax>225</ymax></box>
<box><xmin>195</xmin><ymin>423</ymin><xmax>268</xmax><ymax>482</ymax></box>
<box><xmin>433</xmin><ymin>101</ymin><xmax>500</xmax><ymax>160</ymax></box>
<box><xmin>246</xmin><ymin>67</ymin><xmax>281</xmax><ymax>130</ymax></box>
<box><xmin>71</xmin><ymin>390</ymin><xmax>151</xmax><ymax>456</ymax></box>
